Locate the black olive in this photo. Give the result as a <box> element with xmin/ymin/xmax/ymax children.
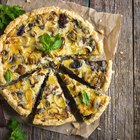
<box><xmin>16</xmin><ymin>91</ymin><xmax>24</xmax><ymax>99</ymax></box>
<box><xmin>69</xmin><ymin>60</ymin><xmax>82</xmax><ymax>69</ymax></box>
<box><xmin>17</xmin><ymin>25</ymin><xmax>25</xmax><ymax>36</ymax></box>
<box><xmin>39</xmin><ymin>24</ymin><xmax>45</xmax><ymax>30</ymax></box>
<box><xmin>58</xmin><ymin>14</ymin><xmax>68</xmax><ymax>28</ymax></box>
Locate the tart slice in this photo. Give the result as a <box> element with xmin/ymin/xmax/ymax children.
<box><xmin>0</xmin><ymin>35</ymin><xmax>52</xmax><ymax>86</ymax></box>
<box><xmin>59</xmin><ymin>73</ymin><xmax>110</xmax><ymax>125</ymax></box>
<box><xmin>61</xmin><ymin>58</ymin><xmax>112</xmax><ymax>93</ymax></box>
<box><xmin>33</xmin><ymin>70</ymin><xmax>75</xmax><ymax>126</ymax></box>
<box><xmin>0</xmin><ymin>68</ymin><xmax>49</xmax><ymax>116</ymax></box>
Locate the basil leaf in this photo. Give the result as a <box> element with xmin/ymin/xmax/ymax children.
<box><xmin>4</xmin><ymin>71</ymin><xmax>11</xmax><ymax>82</ymax></box>
<box><xmin>51</xmin><ymin>39</ymin><xmax>62</xmax><ymax>50</ymax></box>
<box><xmin>39</xmin><ymin>33</ymin><xmax>51</xmax><ymax>47</ymax></box>
<box><xmin>81</xmin><ymin>90</ymin><xmax>90</xmax><ymax>105</ymax></box>
<box><xmin>37</xmin><ymin>33</ymin><xmax>62</xmax><ymax>53</ymax></box>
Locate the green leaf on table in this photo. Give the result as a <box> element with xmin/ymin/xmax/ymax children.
<box><xmin>81</xmin><ymin>90</ymin><xmax>90</xmax><ymax>105</ymax></box>
<box><xmin>8</xmin><ymin>118</ymin><xmax>26</xmax><ymax>140</ymax></box>
<box><xmin>0</xmin><ymin>5</ymin><xmax>25</xmax><ymax>31</ymax></box>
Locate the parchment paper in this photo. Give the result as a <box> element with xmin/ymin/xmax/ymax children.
<box><xmin>1</xmin><ymin>0</ymin><xmax>122</xmax><ymax>138</ymax></box>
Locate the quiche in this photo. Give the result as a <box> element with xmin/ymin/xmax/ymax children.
<box><xmin>0</xmin><ymin>6</ymin><xmax>113</xmax><ymax>126</ymax></box>
<box><xmin>61</xmin><ymin>58</ymin><xmax>112</xmax><ymax>93</ymax></box>
<box><xmin>33</xmin><ymin>70</ymin><xmax>75</xmax><ymax>126</ymax></box>
<box><xmin>0</xmin><ymin>68</ymin><xmax>48</xmax><ymax>116</ymax></box>
<box><xmin>59</xmin><ymin>73</ymin><xmax>110</xmax><ymax>125</ymax></box>
<box><xmin>0</xmin><ymin>6</ymin><xmax>104</xmax><ymax>86</ymax></box>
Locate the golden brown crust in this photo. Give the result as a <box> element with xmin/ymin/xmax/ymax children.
<box><xmin>33</xmin><ymin>112</ymin><xmax>75</xmax><ymax>126</ymax></box>
<box><xmin>85</xmin><ymin>96</ymin><xmax>110</xmax><ymax>125</ymax></box>
<box><xmin>101</xmin><ymin>60</ymin><xmax>112</xmax><ymax>93</ymax></box>
<box><xmin>0</xmin><ymin>89</ymin><xmax>30</xmax><ymax>116</ymax></box>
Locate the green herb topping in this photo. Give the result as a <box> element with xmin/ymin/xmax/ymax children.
<box><xmin>36</xmin><ymin>33</ymin><xmax>62</xmax><ymax>54</ymax></box>
<box><xmin>8</xmin><ymin>118</ymin><xmax>26</xmax><ymax>140</ymax></box>
<box><xmin>81</xmin><ymin>90</ymin><xmax>90</xmax><ymax>105</ymax></box>
<box><xmin>4</xmin><ymin>70</ymin><xmax>11</xmax><ymax>82</ymax></box>
<box><xmin>0</xmin><ymin>5</ymin><xmax>25</xmax><ymax>31</ymax></box>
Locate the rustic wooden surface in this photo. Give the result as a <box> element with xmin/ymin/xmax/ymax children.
<box><xmin>0</xmin><ymin>0</ymin><xmax>140</xmax><ymax>140</ymax></box>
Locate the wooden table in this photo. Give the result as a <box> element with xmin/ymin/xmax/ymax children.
<box><xmin>0</xmin><ymin>0</ymin><xmax>140</xmax><ymax>140</ymax></box>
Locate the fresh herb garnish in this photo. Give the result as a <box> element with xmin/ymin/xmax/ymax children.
<box><xmin>81</xmin><ymin>90</ymin><xmax>90</xmax><ymax>105</ymax></box>
<box><xmin>36</xmin><ymin>33</ymin><xmax>62</xmax><ymax>54</ymax></box>
<box><xmin>0</xmin><ymin>5</ymin><xmax>25</xmax><ymax>31</ymax></box>
<box><xmin>8</xmin><ymin>118</ymin><xmax>26</xmax><ymax>140</ymax></box>
<box><xmin>4</xmin><ymin>70</ymin><xmax>11</xmax><ymax>82</ymax></box>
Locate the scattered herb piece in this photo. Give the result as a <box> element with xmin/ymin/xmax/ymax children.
<box><xmin>36</xmin><ymin>33</ymin><xmax>62</xmax><ymax>54</ymax></box>
<box><xmin>81</xmin><ymin>90</ymin><xmax>90</xmax><ymax>105</ymax></box>
<box><xmin>0</xmin><ymin>5</ymin><xmax>25</xmax><ymax>31</ymax></box>
<box><xmin>8</xmin><ymin>118</ymin><xmax>26</xmax><ymax>140</ymax></box>
<box><xmin>4</xmin><ymin>70</ymin><xmax>11</xmax><ymax>82</ymax></box>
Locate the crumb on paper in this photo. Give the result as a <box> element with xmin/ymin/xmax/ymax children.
<box><xmin>97</xmin><ymin>127</ymin><xmax>101</xmax><ymax>131</ymax></box>
<box><xmin>72</xmin><ymin>122</ymin><xmax>80</xmax><ymax>129</ymax></box>
<box><xmin>120</xmin><ymin>51</ymin><xmax>123</xmax><ymax>54</ymax></box>
<box><xmin>112</xmin><ymin>70</ymin><xmax>115</xmax><ymax>74</ymax></box>
<box><xmin>25</xmin><ymin>0</ymin><xmax>31</xmax><ymax>3</ymax></box>
<box><xmin>66</xmin><ymin>129</ymin><xmax>69</xmax><ymax>132</ymax></box>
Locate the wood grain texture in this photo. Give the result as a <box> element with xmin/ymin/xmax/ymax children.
<box><xmin>0</xmin><ymin>0</ymin><xmax>140</xmax><ymax>140</ymax></box>
<box><xmin>91</xmin><ymin>0</ymin><xmax>134</xmax><ymax>140</ymax></box>
<box><xmin>134</xmin><ymin>0</ymin><xmax>140</xmax><ymax>140</ymax></box>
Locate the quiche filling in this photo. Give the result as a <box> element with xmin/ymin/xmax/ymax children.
<box><xmin>33</xmin><ymin>71</ymin><xmax>75</xmax><ymax>125</ymax></box>
<box><xmin>0</xmin><ymin>69</ymin><xmax>48</xmax><ymax>116</ymax></box>
<box><xmin>59</xmin><ymin>74</ymin><xmax>110</xmax><ymax>124</ymax></box>
<box><xmin>61</xmin><ymin>58</ymin><xmax>112</xmax><ymax>92</ymax></box>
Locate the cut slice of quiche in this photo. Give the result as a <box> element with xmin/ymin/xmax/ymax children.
<box><xmin>0</xmin><ymin>35</ymin><xmax>53</xmax><ymax>86</ymax></box>
<box><xmin>0</xmin><ymin>68</ymin><xmax>49</xmax><ymax>116</ymax></box>
<box><xmin>33</xmin><ymin>70</ymin><xmax>75</xmax><ymax>126</ymax></box>
<box><xmin>59</xmin><ymin>73</ymin><xmax>110</xmax><ymax>125</ymax></box>
<box><xmin>61</xmin><ymin>58</ymin><xmax>112</xmax><ymax>93</ymax></box>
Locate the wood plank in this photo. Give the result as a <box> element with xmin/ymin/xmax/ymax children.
<box><xmin>90</xmin><ymin>0</ymin><xmax>134</xmax><ymax>140</ymax></box>
<box><xmin>134</xmin><ymin>0</ymin><xmax>140</xmax><ymax>139</ymax></box>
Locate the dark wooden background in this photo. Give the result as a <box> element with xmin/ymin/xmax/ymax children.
<box><xmin>0</xmin><ymin>0</ymin><xmax>140</xmax><ymax>139</ymax></box>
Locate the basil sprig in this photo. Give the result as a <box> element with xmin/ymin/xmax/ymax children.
<box><xmin>81</xmin><ymin>90</ymin><xmax>90</xmax><ymax>105</ymax></box>
<box><xmin>36</xmin><ymin>33</ymin><xmax>62</xmax><ymax>54</ymax></box>
<box><xmin>4</xmin><ymin>70</ymin><xmax>11</xmax><ymax>82</ymax></box>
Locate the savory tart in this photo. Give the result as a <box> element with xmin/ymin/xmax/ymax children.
<box><xmin>33</xmin><ymin>70</ymin><xmax>75</xmax><ymax>126</ymax></box>
<box><xmin>61</xmin><ymin>58</ymin><xmax>112</xmax><ymax>93</ymax></box>
<box><xmin>59</xmin><ymin>73</ymin><xmax>110</xmax><ymax>125</ymax></box>
<box><xmin>0</xmin><ymin>6</ymin><xmax>104</xmax><ymax>86</ymax></box>
<box><xmin>0</xmin><ymin>68</ymin><xmax>48</xmax><ymax>116</ymax></box>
